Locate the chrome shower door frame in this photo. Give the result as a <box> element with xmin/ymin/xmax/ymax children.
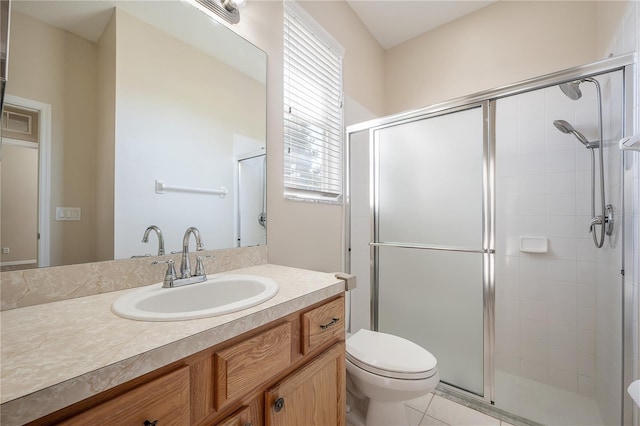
<box><xmin>345</xmin><ymin>52</ymin><xmax>637</xmax><ymax>417</ymax></box>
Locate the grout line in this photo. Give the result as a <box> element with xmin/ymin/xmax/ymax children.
<box><xmin>413</xmin><ymin>405</ymin><xmax>427</xmax><ymax>426</ymax></box>
<box><xmin>425</xmin><ymin>392</ymin><xmax>436</xmax><ymax>413</ymax></box>
<box><xmin>425</xmin><ymin>395</ymin><xmax>455</xmax><ymax>426</ymax></box>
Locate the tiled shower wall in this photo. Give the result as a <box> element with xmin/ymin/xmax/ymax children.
<box><xmin>494</xmin><ymin>70</ymin><xmax>623</xmax><ymax>410</ymax></box>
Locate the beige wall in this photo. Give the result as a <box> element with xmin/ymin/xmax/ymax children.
<box><xmin>384</xmin><ymin>1</ymin><xmax>599</xmax><ymax>114</ymax></box>
<box><xmin>228</xmin><ymin>1</ymin><xmax>384</xmax><ymax>272</ymax></box>
<box><xmin>5</xmin><ymin>11</ymin><xmax>98</xmax><ymax>266</ymax></box>
<box><xmin>60</xmin><ymin>29</ymin><xmax>98</xmax><ymax>264</ymax></box>
<box><xmin>95</xmin><ymin>12</ymin><xmax>116</xmax><ymax>261</ymax></box>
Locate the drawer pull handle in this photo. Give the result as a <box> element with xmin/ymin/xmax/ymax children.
<box><xmin>320</xmin><ymin>317</ymin><xmax>340</xmax><ymax>330</ymax></box>
<box><xmin>274</xmin><ymin>397</ymin><xmax>285</xmax><ymax>412</ymax></box>
<box><xmin>143</xmin><ymin>421</ymin><xmax>158</xmax><ymax>426</ymax></box>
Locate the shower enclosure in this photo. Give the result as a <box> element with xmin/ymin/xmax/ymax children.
<box><xmin>345</xmin><ymin>54</ymin><xmax>636</xmax><ymax>425</ymax></box>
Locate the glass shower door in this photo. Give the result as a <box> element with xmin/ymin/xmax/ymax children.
<box><xmin>374</xmin><ymin>104</ymin><xmax>489</xmax><ymax>397</ymax></box>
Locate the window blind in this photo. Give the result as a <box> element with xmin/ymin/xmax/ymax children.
<box><xmin>283</xmin><ymin>1</ymin><xmax>344</xmax><ymax>203</ymax></box>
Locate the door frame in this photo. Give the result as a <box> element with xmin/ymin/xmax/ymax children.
<box><xmin>2</xmin><ymin>95</ymin><xmax>52</xmax><ymax>267</ymax></box>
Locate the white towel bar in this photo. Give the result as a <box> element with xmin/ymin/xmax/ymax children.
<box><xmin>155</xmin><ymin>180</ymin><xmax>227</xmax><ymax>198</ymax></box>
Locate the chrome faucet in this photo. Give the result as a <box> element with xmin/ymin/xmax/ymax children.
<box><xmin>180</xmin><ymin>227</ymin><xmax>204</xmax><ymax>279</ymax></box>
<box><xmin>142</xmin><ymin>225</ymin><xmax>165</xmax><ymax>256</ymax></box>
<box><xmin>153</xmin><ymin>227</ymin><xmax>207</xmax><ymax>288</ymax></box>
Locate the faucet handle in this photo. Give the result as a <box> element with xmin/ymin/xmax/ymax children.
<box><xmin>152</xmin><ymin>259</ymin><xmax>178</xmax><ymax>288</ymax></box>
<box><xmin>194</xmin><ymin>255</ymin><xmax>212</xmax><ymax>277</ymax></box>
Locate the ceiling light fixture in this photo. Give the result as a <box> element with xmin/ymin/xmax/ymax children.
<box><xmin>194</xmin><ymin>0</ymin><xmax>245</xmax><ymax>24</ymax></box>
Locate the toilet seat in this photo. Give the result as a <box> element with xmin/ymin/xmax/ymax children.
<box><xmin>346</xmin><ymin>329</ymin><xmax>437</xmax><ymax>380</ymax></box>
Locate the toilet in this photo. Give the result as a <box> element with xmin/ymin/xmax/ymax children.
<box><xmin>345</xmin><ymin>329</ymin><xmax>439</xmax><ymax>426</ymax></box>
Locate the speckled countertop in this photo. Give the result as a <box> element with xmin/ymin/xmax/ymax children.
<box><xmin>0</xmin><ymin>264</ymin><xmax>344</xmax><ymax>426</ymax></box>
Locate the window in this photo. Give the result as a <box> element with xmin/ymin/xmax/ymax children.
<box><xmin>283</xmin><ymin>1</ymin><xmax>344</xmax><ymax>203</ymax></box>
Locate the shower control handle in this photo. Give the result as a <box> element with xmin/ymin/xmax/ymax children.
<box><xmin>589</xmin><ymin>205</ymin><xmax>614</xmax><ymax>236</ymax></box>
<box><xmin>589</xmin><ymin>216</ymin><xmax>603</xmax><ymax>233</ymax></box>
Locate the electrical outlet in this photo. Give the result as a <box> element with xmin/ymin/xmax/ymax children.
<box><xmin>2</xmin><ymin>247</ymin><xmax>10</xmax><ymax>254</ymax></box>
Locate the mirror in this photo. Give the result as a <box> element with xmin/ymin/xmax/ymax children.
<box><xmin>0</xmin><ymin>0</ymin><xmax>267</xmax><ymax>271</ymax></box>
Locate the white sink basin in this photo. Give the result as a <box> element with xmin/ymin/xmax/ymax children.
<box><xmin>111</xmin><ymin>274</ymin><xmax>279</xmax><ymax>321</ymax></box>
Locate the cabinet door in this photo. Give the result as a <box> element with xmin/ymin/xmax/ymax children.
<box><xmin>215</xmin><ymin>322</ymin><xmax>292</xmax><ymax>410</ymax></box>
<box><xmin>59</xmin><ymin>367</ymin><xmax>190</xmax><ymax>426</ymax></box>
<box><xmin>265</xmin><ymin>342</ymin><xmax>345</xmax><ymax>426</ymax></box>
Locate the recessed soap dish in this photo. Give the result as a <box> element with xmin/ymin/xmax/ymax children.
<box><xmin>520</xmin><ymin>237</ymin><xmax>548</xmax><ymax>253</ymax></box>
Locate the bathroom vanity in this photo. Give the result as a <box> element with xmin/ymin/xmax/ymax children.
<box><xmin>0</xmin><ymin>264</ymin><xmax>346</xmax><ymax>426</ymax></box>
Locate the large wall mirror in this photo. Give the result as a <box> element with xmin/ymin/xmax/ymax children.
<box><xmin>0</xmin><ymin>0</ymin><xmax>267</xmax><ymax>271</ymax></box>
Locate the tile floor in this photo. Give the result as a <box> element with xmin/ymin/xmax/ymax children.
<box><xmin>493</xmin><ymin>370</ymin><xmax>603</xmax><ymax>426</ymax></box>
<box><xmin>404</xmin><ymin>393</ymin><xmax>512</xmax><ymax>426</ymax></box>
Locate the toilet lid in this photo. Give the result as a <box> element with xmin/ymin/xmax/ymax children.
<box><xmin>346</xmin><ymin>329</ymin><xmax>437</xmax><ymax>379</ymax></box>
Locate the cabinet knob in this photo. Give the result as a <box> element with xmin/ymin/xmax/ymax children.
<box><xmin>143</xmin><ymin>421</ymin><xmax>158</xmax><ymax>426</ymax></box>
<box><xmin>273</xmin><ymin>397</ymin><xmax>285</xmax><ymax>412</ymax></box>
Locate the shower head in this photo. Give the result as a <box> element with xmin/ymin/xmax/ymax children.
<box><xmin>553</xmin><ymin>119</ymin><xmax>594</xmax><ymax>147</ymax></box>
<box><xmin>559</xmin><ymin>81</ymin><xmax>583</xmax><ymax>100</ymax></box>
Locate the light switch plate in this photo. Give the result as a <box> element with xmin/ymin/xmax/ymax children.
<box><xmin>55</xmin><ymin>207</ymin><xmax>81</xmax><ymax>221</ymax></box>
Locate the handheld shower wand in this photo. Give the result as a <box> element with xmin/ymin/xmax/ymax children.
<box><xmin>552</xmin><ymin>120</ymin><xmax>598</xmax><ymax>148</ymax></box>
<box><xmin>555</xmin><ymin>78</ymin><xmax>612</xmax><ymax>248</ymax></box>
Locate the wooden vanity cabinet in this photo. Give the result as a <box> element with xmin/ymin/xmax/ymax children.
<box><xmin>31</xmin><ymin>295</ymin><xmax>345</xmax><ymax>426</ymax></box>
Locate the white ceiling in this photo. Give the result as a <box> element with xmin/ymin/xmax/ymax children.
<box><xmin>346</xmin><ymin>0</ymin><xmax>496</xmax><ymax>49</ymax></box>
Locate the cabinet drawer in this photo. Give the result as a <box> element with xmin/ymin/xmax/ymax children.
<box><xmin>301</xmin><ymin>297</ymin><xmax>345</xmax><ymax>354</ymax></box>
<box><xmin>60</xmin><ymin>367</ymin><xmax>190</xmax><ymax>425</ymax></box>
<box><xmin>215</xmin><ymin>322</ymin><xmax>292</xmax><ymax>409</ymax></box>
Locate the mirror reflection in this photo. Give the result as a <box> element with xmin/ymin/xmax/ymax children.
<box><xmin>0</xmin><ymin>0</ymin><xmax>267</xmax><ymax>271</ymax></box>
